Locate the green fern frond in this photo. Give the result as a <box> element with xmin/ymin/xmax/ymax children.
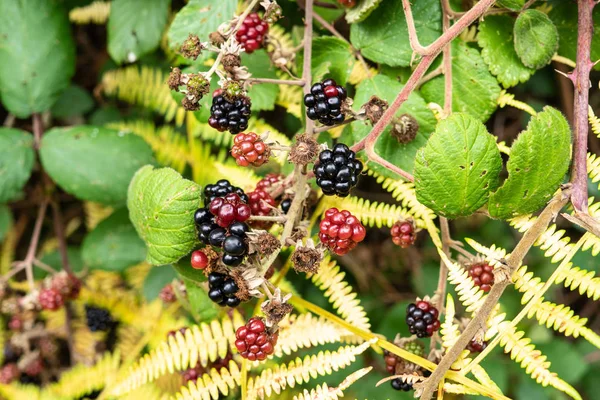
<box><xmin>317</xmin><ymin>195</ymin><xmax>414</xmax><ymax>229</ymax></box>
<box><xmin>292</xmin><ymin>367</ymin><xmax>373</xmax><ymax>400</ymax></box>
<box><xmin>310</xmin><ymin>256</ymin><xmax>371</xmax><ymax>332</ymax></box>
<box><xmin>69</xmin><ymin>1</ymin><xmax>110</xmax><ymax>24</ymax></box>
<box><xmin>439</xmin><ymin>251</ymin><xmax>487</xmax><ymax>314</ymax></box>
<box><xmin>498</xmin><ymin>324</ymin><xmax>582</xmax><ymax>400</ymax></box>
<box><xmin>170</xmin><ymin>361</ymin><xmax>241</xmax><ymax>400</ymax></box>
<box><xmin>245</xmin><ymin>341</ymin><xmax>373</xmax><ymax>400</ymax></box>
<box><xmin>102</xmin><ymin>66</ymin><xmax>186</xmax><ymax>126</ymax></box>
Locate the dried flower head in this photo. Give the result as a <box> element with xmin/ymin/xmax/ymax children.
<box><xmin>291</xmin><ymin>239</ymin><xmax>323</xmax><ymax>274</ymax></box>
<box><xmin>261</xmin><ymin>0</ymin><xmax>283</xmax><ymax>23</ymax></box>
<box><xmin>209</xmin><ymin>31</ymin><xmax>226</xmax><ymax>46</ymax></box>
<box><xmin>180</xmin><ymin>34</ymin><xmax>204</xmax><ymax>60</ymax></box>
<box><xmin>363</xmin><ymin>95</ymin><xmax>389</xmax><ymax>125</ymax></box>
<box><xmin>168</xmin><ymin>67</ymin><xmax>182</xmax><ymax>91</ymax></box>
<box><xmin>222</xmin><ymin>53</ymin><xmax>241</xmax><ymax>74</ymax></box>
<box><xmin>262</xmin><ymin>288</ymin><xmax>293</xmax><ymax>326</ymax></box>
<box><xmin>391</xmin><ymin>114</ymin><xmax>419</xmax><ymax>144</ymax></box>
<box><xmin>289</xmin><ymin>133</ymin><xmax>319</xmax><ymax>165</ymax></box>
<box><xmin>255</xmin><ymin>232</ymin><xmax>281</xmax><ymax>256</ymax></box>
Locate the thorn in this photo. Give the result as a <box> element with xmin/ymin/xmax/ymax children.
<box><xmin>554</xmin><ymin>69</ymin><xmax>573</xmax><ymax>83</ymax></box>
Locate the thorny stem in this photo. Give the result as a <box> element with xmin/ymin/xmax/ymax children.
<box><xmin>570</xmin><ymin>0</ymin><xmax>597</xmax><ymax>213</ymax></box>
<box><xmin>245</xmin><ymin>78</ymin><xmax>305</xmax><ymax>86</ymax></box>
<box><xmin>432</xmin><ymin>217</ymin><xmax>450</xmax><ymax>347</ymax></box>
<box><xmin>233</xmin><ymin>0</ymin><xmax>262</xmax><ymax>33</ymax></box>
<box><xmin>441</xmin><ymin>0</ymin><xmax>453</xmax><ymax>116</ymax></box>
<box><xmin>402</xmin><ymin>0</ymin><xmax>428</xmax><ymax>55</ymax></box>
<box><xmin>419</xmin><ymin>189</ymin><xmax>571</xmax><ymax>400</ymax></box>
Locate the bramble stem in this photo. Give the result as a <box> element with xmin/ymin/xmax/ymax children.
<box><xmin>313</xmin><ymin>117</ymin><xmax>356</xmax><ymax>134</ymax></box>
<box><xmin>245</xmin><ymin>78</ymin><xmax>305</xmax><ymax>86</ymax></box>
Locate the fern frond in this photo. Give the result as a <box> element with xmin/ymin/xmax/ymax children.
<box><xmin>69</xmin><ymin>1</ymin><xmax>110</xmax><ymax>24</ymax></box>
<box><xmin>589</xmin><ymin>106</ymin><xmax>600</xmax><ymax>139</ymax></box>
<box><xmin>116</xmin><ymin>324</ymin><xmax>145</xmax><ymax>361</ymax></box>
<box><xmin>556</xmin><ymin>265</ymin><xmax>600</xmax><ymax>301</ymax></box>
<box><xmin>292</xmin><ymin>367</ymin><xmax>372</xmax><ymax>400</ymax></box>
<box><xmin>170</xmin><ymin>361</ymin><xmax>241</xmax><ymax>400</ymax></box>
<box><xmin>440</xmin><ymin>294</ymin><xmax>460</xmax><ymax>350</ymax></box>
<box><xmin>471</xmin><ymin>364</ymin><xmax>504</xmax><ymax>396</ymax></box>
<box><xmin>83</xmin><ymin>201</ymin><xmax>113</xmax><ymax>230</ymax></box>
<box><xmin>246</xmin><ymin>341</ymin><xmax>373</xmax><ymax>400</ymax></box>
<box><xmin>0</xmin><ymin>383</ymin><xmax>42</xmax><ymax>400</ymax></box>
<box><xmin>86</xmin><ymin>270</ymin><xmax>125</xmax><ymax>292</ymax></box>
<box><xmin>119</xmin><ymin>382</ymin><xmax>169</xmax><ymax>400</ymax></box>
<box><xmin>498</xmin><ymin>324</ymin><xmax>582</xmax><ymax>400</ymax></box>
<box><xmin>439</xmin><ymin>251</ymin><xmax>487</xmax><ymax>314</ymax></box>
<box><xmin>443</xmin><ymin>383</ymin><xmax>481</xmax><ymax>395</ymax></box>
<box><xmin>214</xmin><ymin>162</ymin><xmax>261</xmax><ymax>190</ymax></box>
<box><xmin>111</xmin><ymin>313</ymin><xmax>243</xmax><ymax>396</ymax></box>
<box><xmin>275</xmin><ymin>80</ymin><xmax>303</xmax><ymax>119</ymax></box>
<box><xmin>588</xmin><ymin>153</ymin><xmax>600</xmax><ymax>188</ymax></box>
<box><xmin>497</xmin><ymin>90</ymin><xmax>537</xmax><ymax>116</ymax></box>
<box><xmin>310</xmin><ymin>256</ymin><xmax>371</xmax><ymax>332</ymax></box>
<box><xmin>102</xmin><ymin>66</ymin><xmax>186</xmax><ymax>126</ymax></box>
<box><xmin>109</xmin><ymin>120</ymin><xmax>190</xmax><ymax>172</ymax></box>
<box><xmin>124</xmin><ymin>262</ymin><xmax>153</xmax><ymax>292</ymax></box>
<box><xmin>318</xmin><ymin>195</ymin><xmax>414</xmax><ymax>229</ymax></box>
<box><xmin>513</xmin><ymin>265</ymin><xmax>544</xmax><ymax>304</ymax></box>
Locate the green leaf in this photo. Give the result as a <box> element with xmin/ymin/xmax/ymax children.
<box><xmin>350</xmin><ymin>75</ymin><xmax>437</xmax><ymax>179</ymax></box>
<box><xmin>488</xmin><ymin>107</ymin><xmax>571</xmax><ymax>219</ymax></box>
<box><xmin>183</xmin><ymin>277</ymin><xmax>219</xmax><ymax>322</ymax></box>
<box><xmin>242</xmin><ymin>51</ymin><xmax>280</xmax><ymax>111</ymax></box>
<box><xmin>39</xmin><ymin>126</ymin><xmax>154</xmax><ymax>205</ymax></box>
<box><xmin>143</xmin><ymin>265</ymin><xmax>177</xmax><ymax>301</ymax></box>
<box><xmin>173</xmin><ymin>260</ymin><xmax>207</xmax><ymax>284</ymax></box>
<box><xmin>108</xmin><ymin>0</ymin><xmax>170</xmax><ymax>63</ymax></box>
<box><xmin>0</xmin><ymin>205</ymin><xmax>12</xmax><ymax>242</ymax></box>
<box><xmin>127</xmin><ymin>166</ymin><xmax>202</xmax><ymax>265</ymax></box>
<box><xmin>478</xmin><ymin>15</ymin><xmax>534</xmax><ymax>88</ymax></box>
<box><xmin>50</xmin><ymin>85</ymin><xmax>95</xmax><ymax>118</ymax></box>
<box><xmin>82</xmin><ymin>208</ymin><xmax>147</xmax><ymax>271</ymax></box>
<box><xmin>514</xmin><ymin>10</ymin><xmax>559</xmax><ymax>69</ymax></box>
<box><xmin>311</xmin><ymin>37</ymin><xmax>354</xmax><ymax>86</ymax></box>
<box><xmin>414</xmin><ymin>113</ymin><xmax>502</xmax><ymax>219</ymax></box>
<box><xmin>497</xmin><ymin>0</ymin><xmax>524</xmax><ymax>10</ymax></box>
<box><xmin>350</xmin><ymin>0</ymin><xmax>441</xmax><ymax>67</ymax></box>
<box><xmin>0</xmin><ymin>128</ymin><xmax>35</xmax><ymax>203</ymax></box>
<box><xmin>345</xmin><ymin>0</ymin><xmax>384</xmax><ymax>24</ymax></box>
<box><xmin>0</xmin><ymin>0</ymin><xmax>75</xmax><ymax>117</ymax></box>
<box><xmin>167</xmin><ymin>0</ymin><xmax>236</xmax><ymax>49</ymax></box>
<box><xmin>421</xmin><ymin>41</ymin><xmax>501</xmax><ymax>121</ymax></box>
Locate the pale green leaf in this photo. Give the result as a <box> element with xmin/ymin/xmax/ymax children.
<box><xmin>0</xmin><ymin>128</ymin><xmax>35</xmax><ymax>203</ymax></box>
<box><xmin>414</xmin><ymin>113</ymin><xmax>502</xmax><ymax>218</ymax></box>
<box><xmin>50</xmin><ymin>85</ymin><xmax>94</xmax><ymax>118</ymax></box>
<box><xmin>127</xmin><ymin>166</ymin><xmax>201</xmax><ymax>265</ymax></box>
<box><xmin>167</xmin><ymin>0</ymin><xmax>236</xmax><ymax>49</ymax></box>
<box><xmin>40</xmin><ymin>126</ymin><xmax>154</xmax><ymax>205</ymax></box>
<box><xmin>350</xmin><ymin>75</ymin><xmax>437</xmax><ymax>179</ymax></box>
<box><xmin>243</xmin><ymin>50</ymin><xmax>279</xmax><ymax>111</ymax></box>
<box><xmin>311</xmin><ymin>37</ymin><xmax>354</xmax><ymax>86</ymax></box>
<box><xmin>0</xmin><ymin>205</ymin><xmax>12</xmax><ymax>242</ymax></box>
<box><xmin>478</xmin><ymin>15</ymin><xmax>534</xmax><ymax>88</ymax></box>
<box><xmin>183</xmin><ymin>277</ymin><xmax>219</xmax><ymax>322</ymax></box>
<box><xmin>488</xmin><ymin>107</ymin><xmax>571</xmax><ymax>219</ymax></box>
<box><xmin>108</xmin><ymin>0</ymin><xmax>170</xmax><ymax>63</ymax></box>
<box><xmin>345</xmin><ymin>0</ymin><xmax>383</xmax><ymax>24</ymax></box>
<box><xmin>350</xmin><ymin>0</ymin><xmax>441</xmax><ymax>67</ymax></box>
<box><xmin>82</xmin><ymin>208</ymin><xmax>147</xmax><ymax>271</ymax></box>
<box><xmin>514</xmin><ymin>10</ymin><xmax>559</xmax><ymax>69</ymax></box>
<box><xmin>421</xmin><ymin>41</ymin><xmax>501</xmax><ymax>122</ymax></box>
<box><xmin>143</xmin><ymin>266</ymin><xmax>177</xmax><ymax>301</ymax></box>
<box><xmin>0</xmin><ymin>0</ymin><xmax>75</xmax><ymax>117</ymax></box>
<box><xmin>497</xmin><ymin>0</ymin><xmax>524</xmax><ymax>10</ymax></box>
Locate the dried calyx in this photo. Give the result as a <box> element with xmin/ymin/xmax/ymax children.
<box><xmin>179</xmin><ymin>34</ymin><xmax>204</xmax><ymax>60</ymax></box>
<box><xmin>391</xmin><ymin>114</ymin><xmax>419</xmax><ymax>144</ymax></box>
<box><xmin>363</xmin><ymin>95</ymin><xmax>389</xmax><ymax>125</ymax></box>
<box><xmin>291</xmin><ymin>239</ymin><xmax>323</xmax><ymax>274</ymax></box>
<box><xmin>288</xmin><ymin>133</ymin><xmax>319</xmax><ymax>165</ymax></box>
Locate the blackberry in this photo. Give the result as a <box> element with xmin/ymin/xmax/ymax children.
<box><xmin>231</xmin><ymin>132</ymin><xmax>270</xmax><ymax>167</ymax></box>
<box><xmin>0</xmin><ymin>363</ymin><xmax>20</xmax><ymax>384</ymax></box>
<box><xmin>208</xmin><ymin>272</ymin><xmax>241</xmax><ymax>307</ymax></box>
<box><xmin>235</xmin><ymin>13</ymin><xmax>269</xmax><ymax>54</ymax></box>
<box><xmin>468</xmin><ymin>262</ymin><xmax>495</xmax><ymax>293</ymax></box>
<box><xmin>406</xmin><ymin>301</ymin><xmax>440</xmax><ymax>338</ymax></box>
<box><xmin>85</xmin><ymin>305</ymin><xmax>114</xmax><ymax>332</ymax></box>
<box><xmin>256</xmin><ymin>173</ymin><xmax>283</xmax><ymax>191</ymax></box>
<box><xmin>391</xmin><ymin>377</ymin><xmax>413</xmax><ymax>391</ymax></box>
<box><xmin>314</xmin><ymin>143</ymin><xmax>363</xmax><ymax>197</ymax></box>
<box><xmin>280</xmin><ymin>198</ymin><xmax>291</xmax><ymax>214</ymax></box>
<box><xmin>190</xmin><ymin>250</ymin><xmax>209</xmax><ymax>270</ymax></box>
<box><xmin>318</xmin><ymin>208</ymin><xmax>366</xmax><ymax>255</ymax></box>
<box><xmin>208</xmin><ymin>90</ymin><xmax>251</xmax><ymax>134</ymax></box>
<box><xmin>248</xmin><ymin>190</ymin><xmax>276</xmax><ymax>229</ymax></box>
<box><xmin>203</xmin><ymin>179</ymin><xmax>248</xmax><ymax>205</ymax></box>
<box><xmin>38</xmin><ymin>288</ymin><xmax>64</xmax><ymax>311</ymax></box>
<box><xmin>467</xmin><ymin>338</ymin><xmax>488</xmax><ymax>353</ymax></box>
<box><xmin>304</xmin><ymin>79</ymin><xmax>347</xmax><ymax>126</ymax></box>
<box><xmin>209</xmin><ymin>193</ymin><xmax>251</xmax><ymax>228</ymax></box>
<box><xmin>383</xmin><ymin>349</ymin><xmax>399</xmax><ymax>374</ymax></box>
<box><xmin>235</xmin><ymin>317</ymin><xmax>278</xmax><ymax>361</ymax></box>
<box><xmin>391</xmin><ymin>219</ymin><xmax>417</xmax><ymax>248</ymax></box>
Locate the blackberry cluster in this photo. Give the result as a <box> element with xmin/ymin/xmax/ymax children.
<box><xmin>85</xmin><ymin>305</ymin><xmax>114</xmax><ymax>332</ymax></box>
<box><xmin>235</xmin><ymin>13</ymin><xmax>269</xmax><ymax>54</ymax></box>
<box><xmin>235</xmin><ymin>317</ymin><xmax>278</xmax><ymax>361</ymax></box>
<box><xmin>318</xmin><ymin>208</ymin><xmax>366</xmax><ymax>256</ymax></box>
<box><xmin>391</xmin><ymin>377</ymin><xmax>413</xmax><ymax>391</ymax></box>
<box><xmin>247</xmin><ymin>190</ymin><xmax>276</xmax><ymax>229</ymax></box>
<box><xmin>468</xmin><ymin>262</ymin><xmax>495</xmax><ymax>293</ymax></box>
<box><xmin>256</xmin><ymin>173</ymin><xmax>283</xmax><ymax>191</ymax></box>
<box><xmin>38</xmin><ymin>288</ymin><xmax>64</xmax><ymax>311</ymax></box>
<box><xmin>208</xmin><ymin>90</ymin><xmax>251</xmax><ymax>134</ymax></box>
<box><xmin>314</xmin><ymin>144</ymin><xmax>363</xmax><ymax>197</ymax></box>
<box><xmin>208</xmin><ymin>272</ymin><xmax>241</xmax><ymax>307</ymax></box>
<box><xmin>304</xmin><ymin>79</ymin><xmax>347</xmax><ymax>126</ymax></box>
<box><xmin>406</xmin><ymin>301</ymin><xmax>440</xmax><ymax>338</ymax></box>
<box><xmin>231</xmin><ymin>132</ymin><xmax>270</xmax><ymax>167</ymax></box>
<box><xmin>204</xmin><ymin>179</ymin><xmax>248</xmax><ymax>204</ymax></box>
<box><xmin>391</xmin><ymin>219</ymin><xmax>417</xmax><ymax>248</ymax></box>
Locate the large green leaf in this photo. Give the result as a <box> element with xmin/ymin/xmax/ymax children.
<box><xmin>421</xmin><ymin>41</ymin><xmax>501</xmax><ymax>122</ymax></box>
<box><xmin>50</xmin><ymin>85</ymin><xmax>95</xmax><ymax>118</ymax></box>
<box><xmin>143</xmin><ymin>266</ymin><xmax>177</xmax><ymax>301</ymax></box>
<box><xmin>414</xmin><ymin>113</ymin><xmax>502</xmax><ymax>219</ymax></box>
<box><xmin>0</xmin><ymin>205</ymin><xmax>12</xmax><ymax>242</ymax></box>
<box><xmin>0</xmin><ymin>128</ymin><xmax>35</xmax><ymax>203</ymax></box>
<box><xmin>488</xmin><ymin>107</ymin><xmax>571</xmax><ymax>219</ymax></box>
<box><xmin>478</xmin><ymin>15</ymin><xmax>534</xmax><ymax>88</ymax></box>
<box><xmin>350</xmin><ymin>75</ymin><xmax>437</xmax><ymax>179</ymax></box>
<box><xmin>345</xmin><ymin>0</ymin><xmax>384</xmax><ymax>24</ymax></box>
<box><xmin>497</xmin><ymin>0</ymin><xmax>524</xmax><ymax>10</ymax></box>
<box><xmin>311</xmin><ymin>37</ymin><xmax>354</xmax><ymax>85</ymax></box>
<box><xmin>108</xmin><ymin>0</ymin><xmax>170</xmax><ymax>63</ymax></box>
<box><xmin>40</xmin><ymin>126</ymin><xmax>154</xmax><ymax>205</ymax></box>
<box><xmin>127</xmin><ymin>166</ymin><xmax>201</xmax><ymax>265</ymax></box>
<box><xmin>242</xmin><ymin>50</ymin><xmax>280</xmax><ymax>111</ymax></box>
<box><xmin>514</xmin><ymin>10</ymin><xmax>559</xmax><ymax>69</ymax></box>
<box><xmin>350</xmin><ymin>0</ymin><xmax>441</xmax><ymax>67</ymax></box>
<box><xmin>167</xmin><ymin>0</ymin><xmax>236</xmax><ymax>49</ymax></box>
<box><xmin>82</xmin><ymin>208</ymin><xmax>147</xmax><ymax>271</ymax></box>
<box><xmin>183</xmin><ymin>277</ymin><xmax>219</xmax><ymax>321</ymax></box>
<box><xmin>0</xmin><ymin>0</ymin><xmax>75</xmax><ymax>117</ymax></box>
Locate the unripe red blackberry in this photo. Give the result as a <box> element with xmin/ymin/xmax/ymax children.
<box><xmin>235</xmin><ymin>317</ymin><xmax>278</xmax><ymax>361</ymax></box>
<box><xmin>256</xmin><ymin>173</ymin><xmax>283</xmax><ymax>191</ymax></box>
<box><xmin>231</xmin><ymin>133</ymin><xmax>270</xmax><ymax>167</ymax></box>
<box><xmin>383</xmin><ymin>350</ymin><xmax>399</xmax><ymax>374</ymax></box>
<box><xmin>391</xmin><ymin>219</ymin><xmax>417</xmax><ymax>248</ymax></box>
<box><xmin>159</xmin><ymin>284</ymin><xmax>177</xmax><ymax>303</ymax></box>
<box><xmin>51</xmin><ymin>272</ymin><xmax>81</xmax><ymax>300</ymax></box>
<box><xmin>38</xmin><ymin>288</ymin><xmax>64</xmax><ymax>311</ymax></box>
<box><xmin>182</xmin><ymin>362</ymin><xmax>206</xmax><ymax>383</ymax></box>
<box><xmin>0</xmin><ymin>363</ymin><xmax>20</xmax><ymax>384</ymax></box>
<box><xmin>467</xmin><ymin>338</ymin><xmax>488</xmax><ymax>353</ymax></box>
<box><xmin>8</xmin><ymin>315</ymin><xmax>23</xmax><ymax>331</ymax></box>
<box><xmin>235</xmin><ymin>13</ymin><xmax>269</xmax><ymax>53</ymax></box>
<box><xmin>313</xmin><ymin>143</ymin><xmax>363</xmax><ymax>197</ymax></box>
<box><xmin>304</xmin><ymin>78</ymin><xmax>347</xmax><ymax>126</ymax></box>
<box><xmin>209</xmin><ymin>193</ymin><xmax>252</xmax><ymax>228</ymax></box>
<box><xmin>468</xmin><ymin>262</ymin><xmax>495</xmax><ymax>293</ymax></box>
<box><xmin>24</xmin><ymin>358</ymin><xmax>43</xmax><ymax>377</ymax></box>
<box><xmin>337</xmin><ymin>0</ymin><xmax>356</xmax><ymax>7</ymax></box>
<box><xmin>318</xmin><ymin>208</ymin><xmax>366</xmax><ymax>256</ymax></box>
<box><xmin>247</xmin><ymin>190</ymin><xmax>276</xmax><ymax>229</ymax></box>
<box><xmin>190</xmin><ymin>250</ymin><xmax>209</xmax><ymax>270</ymax></box>
<box><xmin>406</xmin><ymin>301</ymin><xmax>440</xmax><ymax>338</ymax></box>
<box><xmin>208</xmin><ymin>90</ymin><xmax>251</xmax><ymax>134</ymax></box>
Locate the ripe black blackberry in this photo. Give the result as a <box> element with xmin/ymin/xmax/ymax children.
<box><xmin>314</xmin><ymin>143</ymin><xmax>363</xmax><ymax>197</ymax></box>
<box><xmin>208</xmin><ymin>90</ymin><xmax>251</xmax><ymax>134</ymax></box>
<box><xmin>391</xmin><ymin>377</ymin><xmax>413</xmax><ymax>391</ymax></box>
<box><xmin>406</xmin><ymin>301</ymin><xmax>440</xmax><ymax>338</ymax></box>
<box><xmin>280</xmin><ymin>199</ymin><xmax>291</xmax><ymax>214</ymax></box>
<box><xmin>203</xmin><ymin>179</ymin><xmax>248</xmax><ymax>205</ymax></box>
<box><xmin>194</xmin><ymin>209</ymin><xmax>249</xmax><ymax>266</ymax></box>
<box><xmin>85</xmin><ymin>305</ymin><xmax>114</xmax><ymax>332</ymax></box>
<box><xmin>304</xmin><ymin>78</ymin><xmax>347</xmax><ymax>126</ymax></box>
<box><xmin>208</xmin><ymin>272</ymin><xmax>241</xmax><ymax>307</ymax></box>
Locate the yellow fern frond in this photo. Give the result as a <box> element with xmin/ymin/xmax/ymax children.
<box><xmin>46</xmin><ymin>352</ymin><xmax>120</xmax><ymax>398</ymax></box>
<box><xmin>124</xmin><ymin>262</ymin><xmax>153</xmax><ymax>292</ymax></box>
<box><xmin>111</xmin><ymin>313</ymin><xmax>243</xmax><ymax>396</ymax></box>
<box><xmin>116</xmin><ymin>324</ymin><xmax>145</xmax><ymax>361</ymax></box>
<box><xmin>246</xmin><ymin>341</ymin><xmax>373</xmax><ymax>400</ymax></box>
<box><xmin>83</xmin><ymin>201</ymin><xmax>113</xmax><ymax>230</ymax></box>
<box><xmin>292</xmin><ymin>367</ymin><xmax>373</xmax><ymax>400</ymax></box>
<box><xmin>102</xmin><ymin>66</ymin><xmax>187</xmax><ymax>126</ymax></box>
<box><xmin>588</xmin><ymin>153</ymin><xmax>600</xmax><ymax>187</ymax></box>
<box><xmin>589</xmin><ymin>106</ymin><xmax>600</xmax><ymax>139</ymax></box>
<box><xmin>318</xmin><ymin>195</ymin><xmax>414</xmax><ymax>229</ymax></box>
<box><xmin>86</xmin><ymin>270</ymin><xmax>125</xmax><ymax>292</ymax></box>
<box><xmin>471</xmin><ymin>364</ymin><xmax>504</xmax><ymax>396</ymax></box>
<box><xmin>556</xmin><ymin>265</ymin><xmax>600</xmax><ymax>301</ymax></box>
<box><xmin>444</xmin><ymin>382</ymin><xmax>481</xmax><ymax>395</ymax></box>
<box><xmin>497</xmin><ymin>90</ymin><xmax>537</xmax><ymax>116</ymax></box>
<box><xmin>110</xmin><ymin>120</ymin><xmax>190</xmax><ymax>172</ymax></box>
<box><xmin>310</xmin><ymin>256</ymin><xmax>371</xmax><ymax>332</ymax></box>
<box><xmin>459</xmin><ymin>25</ymin><xmax>478</xmax><ymax>42</ymax></box>
<box><xmin>513</xmin><ymin>265</ymin><xmax>545</xmax><ymax>304</ymax></box>
<box><xmin>268</xmin><ymin>25</ymin><xmax>296</xmax><ymax>54</ymax></box>
<box><xmin>171</xmin><ymin>361</ymin><xmax>241</xmax><ymax>400</ymax></box>
<box><xmin>187</xmin><ymin>116</ymin><xmax>232</xmax><ymax>148</ymax></box>
<box><xmin>69</xmin><ymin>1</ymin><xmax>110</xmax><ymax>24</ymax></box>
<box><xmin>275</xmin><ymin>81</ymin><xmax>303</xmax><ymax>119</ymax></box>
<box><xmin>213</xmin><ymin>162</ymin><xmax>261</xmax><ymax>190</ymax></box>
<box><xmin>439</xmin><ymin>251</ymin><xmax>487</xmax><ymax>314</ymax></box>
<box><xmin>120</xmin><ymin>382</ymin><xmax>170</xmax><ymax>400</ymax></box>
<box><xmin>441</xmin><ymin>294</ymin><xmax>470</xmax><ymax>370</ymax></box>
<box><xmin>499</xmin><ymin>324</ymin><xmax>582</xmax><ymax>400</ymax></box>
<box><xmin>0</xmin><ymin>383</ymin><xmax>42</xmax><ymax>400</ymax></box>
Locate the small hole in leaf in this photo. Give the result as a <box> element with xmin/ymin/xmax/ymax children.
<box><xmin>483</xmin><ymin>183</ymin><xmax>489</xmax><ymax>189</ymax></box>
<box><xmin>480</xmin><ymin>170</ymin><xmax>487</xmax><ymax>177</ymax></box>
<box><xmin>470</xmin><ymin>162</ymin><xmax>474</xmax><ymax>168</ymax></box>
<box><xmin>516</xmin><ymin>168</ymin><xmax>521</xmax><ymax>172</ymax></box>
<box><xmin>459</xmin><ymin>165</ymin><xmax>465</xmax><ymax>170</ymax></box>
<box><xmin>523</xmin><ymin>190</ymin><xmax>529</xmax><ymax>198</ymax></box>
